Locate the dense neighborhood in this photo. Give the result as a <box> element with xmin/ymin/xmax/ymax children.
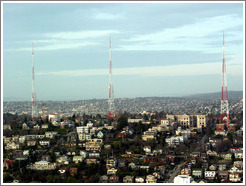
<box><xmin>3</xmin><ymin>106</ymin><xmax>243</xmax><ymax>183</ymax></box>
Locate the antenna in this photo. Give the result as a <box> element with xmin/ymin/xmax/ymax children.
<box><xmin>220</xmin><ymin>32</ymin><xmax>229</xmax><ymax>126</ymax></box>
<box><xmin>31</xmin><ymin>42</ymin><xmax>38</xmax><ymax>120</ymax></box>
<box><xmin>108</xmin><ymin>36</ymin><xmax>115</xmax><ymax>121</ymax></box>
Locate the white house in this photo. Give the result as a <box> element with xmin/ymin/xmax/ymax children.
<box><xmin>204</xmin><ymin>171</ymin><xmax>216</xmax><ymax>179</ymax></box>
<box><xmin>174</xmin><ymin>175</ymin><xmax>194</xmax><ymax>184</ymax></box>
<box><xmin>72</xmin><ymin>156</ymin><xmax>83</xmax><ymax>163</ymax></box>
<box><xmin>48</xmin><ymin>113</ymin><xmax>59</xmax><ymax>122</ymax></box>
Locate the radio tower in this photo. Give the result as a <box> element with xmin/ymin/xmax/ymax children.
<box><xmin>220</xmin><ymin>32</ymin><xmax>229</xmax><ymax>126</ymax></box>
<box><xmin>31</xmin><ymin>43</ymin><xmax>38</xmax><ymax>120</ymax></box>
<box><xmin>108</xmin><ymin>37</ymin><xmax>115</xmax><ymax>120</ymax></box>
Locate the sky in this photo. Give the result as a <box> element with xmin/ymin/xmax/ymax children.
<box><xmin>2</xmin><ymin>2</ymin><xmax>244</xmax><ymax>101</ymax></box>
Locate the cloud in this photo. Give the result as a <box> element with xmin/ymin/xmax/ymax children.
<box><xmin>11</xmin><ymin>30</ymin><xmax>120</xmax><ymax>51</ymax></box>
<box><xmin>116</xmin><ymin>14</ymin><xmax>243</xmax><ymax>52</ymax></box>
<box><xmin>37</xmin><ymin>62</ymin><xmax>242</xmax><ymax>77</ymax></box>
<box><xmin>45</xmin><ymin>30</ymin><xmax>120</xmax><ymax>40</ymax></box>
<box><xmin>93</xmin><ymin>12</ymin><xmax>125</xmax><ymax>20</ymax></box>
<box><xmin>17</xmin><ymin>41</ymin><xmax>99</xmax><ymax>51</ymax></box>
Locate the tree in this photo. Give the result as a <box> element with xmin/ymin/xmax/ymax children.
<box><xmin>143</xmin><ymin>114</ymin><xmax>149</xmax><ymax>121</ymax></box>
<box><xmin>46</xmin><ymin>175</ymin><xmax>54</xmax><ymax>183</ymax></box>
<box><xmin>116</xmin><ymin>116</ymin><xmax>128</xmax><ymax>131</ymax></box>
<box><xmin>136</xmin><ymin>121</ymin><xmax>143</xmax><ymax>135</ymax></box>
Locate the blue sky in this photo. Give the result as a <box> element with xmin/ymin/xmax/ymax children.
<box><xmin>3</xmin><ymin>2</ymin><xmax>244</xmax><ymax>101</ymax></box>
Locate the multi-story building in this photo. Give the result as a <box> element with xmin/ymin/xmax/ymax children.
<box><xmin>78</xmin><ymin>133</ymin><xmax>91</xmax><ymax>141</ymax></box>
<box><xmin>165</xmin><ymin>114</ymin><xmax>206</xmax><ymax>128</ymax></box>
<box><xmin>85</xmin><ymin>139</ymin><xmax>103</xmax><ymax>152</ymax></box>
<box><xmin>30</xmin><ymin>161</ymin><xmax>56</xmax><ymax>170</ymax></box>
<box><xmin>76</xmin><ymin>126</ymin><xmax>89</xmax><ymax>134</ymax></box>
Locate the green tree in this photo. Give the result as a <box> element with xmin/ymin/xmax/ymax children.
<box><xmin>117</xmin><ymin>116</ymin><xmax>128</xmax><ymax>131</ymax></box>
<box><xmin>143</xmin><ymin>114</ymin><xmax>149</xmax><ymax>121</ymax></box>
<box><xmin>136</xmin><ymin>121</ymin><xmax>143</xmax><ymax>135</ymax></box>
<box><xmin>46</xmin><ymin>175</ymin><xmax>54</xmax><ymax>183</ymax></box>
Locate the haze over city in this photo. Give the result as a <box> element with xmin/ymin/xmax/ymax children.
<box><xmin>3</xmin><ymin>2</ymin><xmax>244</xmax><ymax>101</ymax></box>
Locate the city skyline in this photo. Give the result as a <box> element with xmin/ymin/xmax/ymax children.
<box><xmin>3</xmin><ymin>2</ymin><xmax>244</xmax><ymax>101</ymax></box>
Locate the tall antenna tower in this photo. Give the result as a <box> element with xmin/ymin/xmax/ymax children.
<box><xmin>42</xmin><ymin>103</ymin><xmax>46</xmax><ymax>118</ymax></box>
<box><xmin>108</xmin><ymin>37</ymin><xmax>115</xmax><ymax>120</ymax></box>
<box><xmin>220</xmin><ymin>32</ymin><xmax>229</xmax><ymax>126</ymax></box>
<box><xmin>32</xmin><ymin>43</ymin><xmax>38</xmax><ymax>120</ymax></box>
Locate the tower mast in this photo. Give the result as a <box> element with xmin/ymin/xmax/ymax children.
<box><xmin>32</xmin><ymin>43</ymin><xmax>37</xmax><ymax>120</ymax></box>
<box><xmin>108</xmin><ymin>37</ymin><xmax>115</xmax><ymax>120</ymax></box>
<box><xmin>220</xmin><ymin>32</ymin><xmax>229</xmax><ymax>126</ymax></box>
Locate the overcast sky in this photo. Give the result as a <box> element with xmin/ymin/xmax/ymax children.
<box><xmin>3</xmin><ymin>2</ymin><xmax>244</xmax><ymax>101</ymax></box>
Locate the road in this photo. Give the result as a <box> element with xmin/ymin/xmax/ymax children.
<box><xmin>167</xmin><ymin>134</ymin><xmax>207</xmax><ymax>183</ymax></box>
<box><xmin>168</xmin><ymin>163</ymin><xmax>184</xmax><ymax>183</ymax></box>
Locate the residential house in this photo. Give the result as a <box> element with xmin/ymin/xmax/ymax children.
<box><xmin>56</xmin><ymin>155</ymin><xmax>69</xmax><ymax>165</ymax></box>
<box><xmin>15</xmin><ymin>155</ymin><xmax>28</xmax><ymax>161</ymax></box>
<box><xmin>3</xmin><ymin>137</ymin><xmax>12</xmax><ymax>144</ymax></box>
<box><xmin>218</xmin><ymin>164</ymin><xmax>227</xmax><ymax>171</ymax></box>
<box><xmin>19</xmin><ymin>136</ymin><xmax>26</xmax><ymax>143</ymax></box>
<box><xmin>27</xmin><ymin>140</ymin><xmax>37</xmax><ymax>147</ymax></box>
<box><xmin>209</xmin><ymin>138</ymin><xmax>222</xmax><ymax>147</ymax></box>
<box><xmin>39</xmin><ymin>140</ymin><xmax>50</xmax><ymax>146</ymax></box>
<box><xmin>109</xmin><ymin>175</ymin><xmax>119</xmax><ymax>183</ymax></box>
<box><xmin>76</xmin><ymin>126</ymin><xmax>89</xmax><ymax>134</ymax></box>
<box><xmin>85</xmin><ymin>139</ymin><xmax>103</xmax><ymax>152</ymax></box>
<box><xmin>69</xmin><ymin>167</ymin><xmax>78</xmax><ymax>176</ymax></box>
<box><xmin>218</xmin><ymin>171</ymin><xmax>228</xmax><ymax>180</ymax></box>
<box><xmin>230</xmin><ymin>147</ymin><xmax>241</xmax><ymax>153</ymax></box>
<box><xmin>41</xmin><ymin>155</ymin><xmax>51</xmax><ymax>162</ymax></box>
<box><xmin>88</xmin><ymin>152</ymin><xmax>100</xmax><ymax>158</ymax></box>
<box><xmin>234</xmin><ymin>150</ymin><xmax>243</xmax><ymax>159</ymax></box>
<box><xmin>128</xmin><ymin>162</ymin><xmax>137</xmax><ymax>170</ymax></box>
<box><xmin>30</xmin><ymin>161</ymin><xmax>56</xmax><ymax>170</ymax></box>
<box><xmin>78</xmin><ymin>133</ymin><xmax>91</xmax><ymax>141</ymax></box>
<box><xmin>209</xmin><ymin>164</ymin><xmax>217</xmax><ymax>171</ymax></box>
<box><xmin>3</xmin><ymin>159</ymin><xmax>13</xmax><ymax>170</ymax></box>
<box><xmin>106</xmin><ymin>158</ymin><xmax>117</xmax><ymax>169</ymax></box>
<box><xmin>146</xmin><ymin>174</ymin><xmax>157</xmax><ymax>183</ymax></box>
<box><xmin>191</xmin><ymin>152</ymin><xmax>200</xmax><ymax>158</ymax></box>
<box><xmin>5</xmin><ymin>142</ymin><xmax>19</xmax><ymax>150</ymax></box>
<box><xmin>139</xmin><ymin>165</ymin><xmax>150</xmax><ymax>172</ymax></box>
<box><xmin>116</xmin><ymin>131</ymin><xmax>127</xmax><ymax>139</ymax></box>
<box><xmin>192</xmin><ymin>169</ymin><xmax>203</xmax><ymax>178</ymax></box>
<box><xmin>233</xmin><ymin>161</ymin><xmax>243</xmax><ymax>168</ymax></box>
<box><xmin>174</xmin><ymin>175</ymin><xmax>194</xmax><ymax>184</ymax></box>
<box><xmin>221</xmin><ymin>153</ymin><xmax>232</xmax><ymax>160</ymax></box>
<box><xmin>41</xmin><ymin>124</ymin><xmax>49</xmax><ymax>129</ymax></box>
<box><xmin>58</xmin><ymin>167</ymin><xmax>67</xmax><ymax>174</ymax></box>
<box><xmin>107</xmin><ymin>167</ymin><xmax>118</xmax><ymax>175</ymax></box>
<box><xmin>80</xmin><ymin>150</ymin><xmax>88</xmax><ymax>159</ymax></box>
<box><xmin>135</xmin><ymin>176</ymin><xmax>145</xmax><ymax>183</ymax></box>
<box><xmin>45</xmin><ymin>131</ymin><xmax>58</xmax><ymax>139</ymax></box>
<box><xmin>143</xmin><ymin>146</ymin><xmax>151</xmax><ymax>155</ymax></box>
<box><xmin>86</xmin><ymin>158</ymin><xmax>98</xmax><ymax>165</ymax></box>
<box><xmin>142</xmin><ymin>131</ymin><xmax>156</xmax><ymax>141</ymax></box>
<box><xmin>123</xmin><ymin>176</ymin><xmax>134</xmax><ymax>183</ymax></box>
<box><xmin>97</xmin><ymin>131</ymin><xmax>104</xmax><ymax>139</ymax></box>
<box><xmin>204</xmin><ymin>171</ymin><xmax>216</xmax><ymax>180</ymax></box>
<box><xmin>215</xmin><ymin>130</ymin><xmax>227</xmax><ymax>136</ymax></box>
<box><xmin>72</xmin><ymin>156</ymin><xmax>83</xmax><ymax>163</ymax></box>
<box><xmin>229</xmin><ymin>166</ymin><xmax>243</xmax><ymax>173</ymax></box>
<box><xmin>99</xmin><ymin>175</ymin><xmax>108</xmax><ymax>183</ymax></box>
<box><xmin>206</xmin><ymin>150</ymin><xmax>217</xmax><ymax>156</ymax></box>
<box><xmin>181</xmin><ymin>168</ymin><xmax>191</xmax><ymax>176</ymax></box>
<box><xmin>229</xmin><ymin>172</ymin><xmax>241</xmax><ymax>182</ymax></box>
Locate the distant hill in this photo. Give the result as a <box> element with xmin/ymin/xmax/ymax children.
<box><xmin>185</xmin><ymin>91</ymin><xmax>243</xmax><ymax>99</ymax></box>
